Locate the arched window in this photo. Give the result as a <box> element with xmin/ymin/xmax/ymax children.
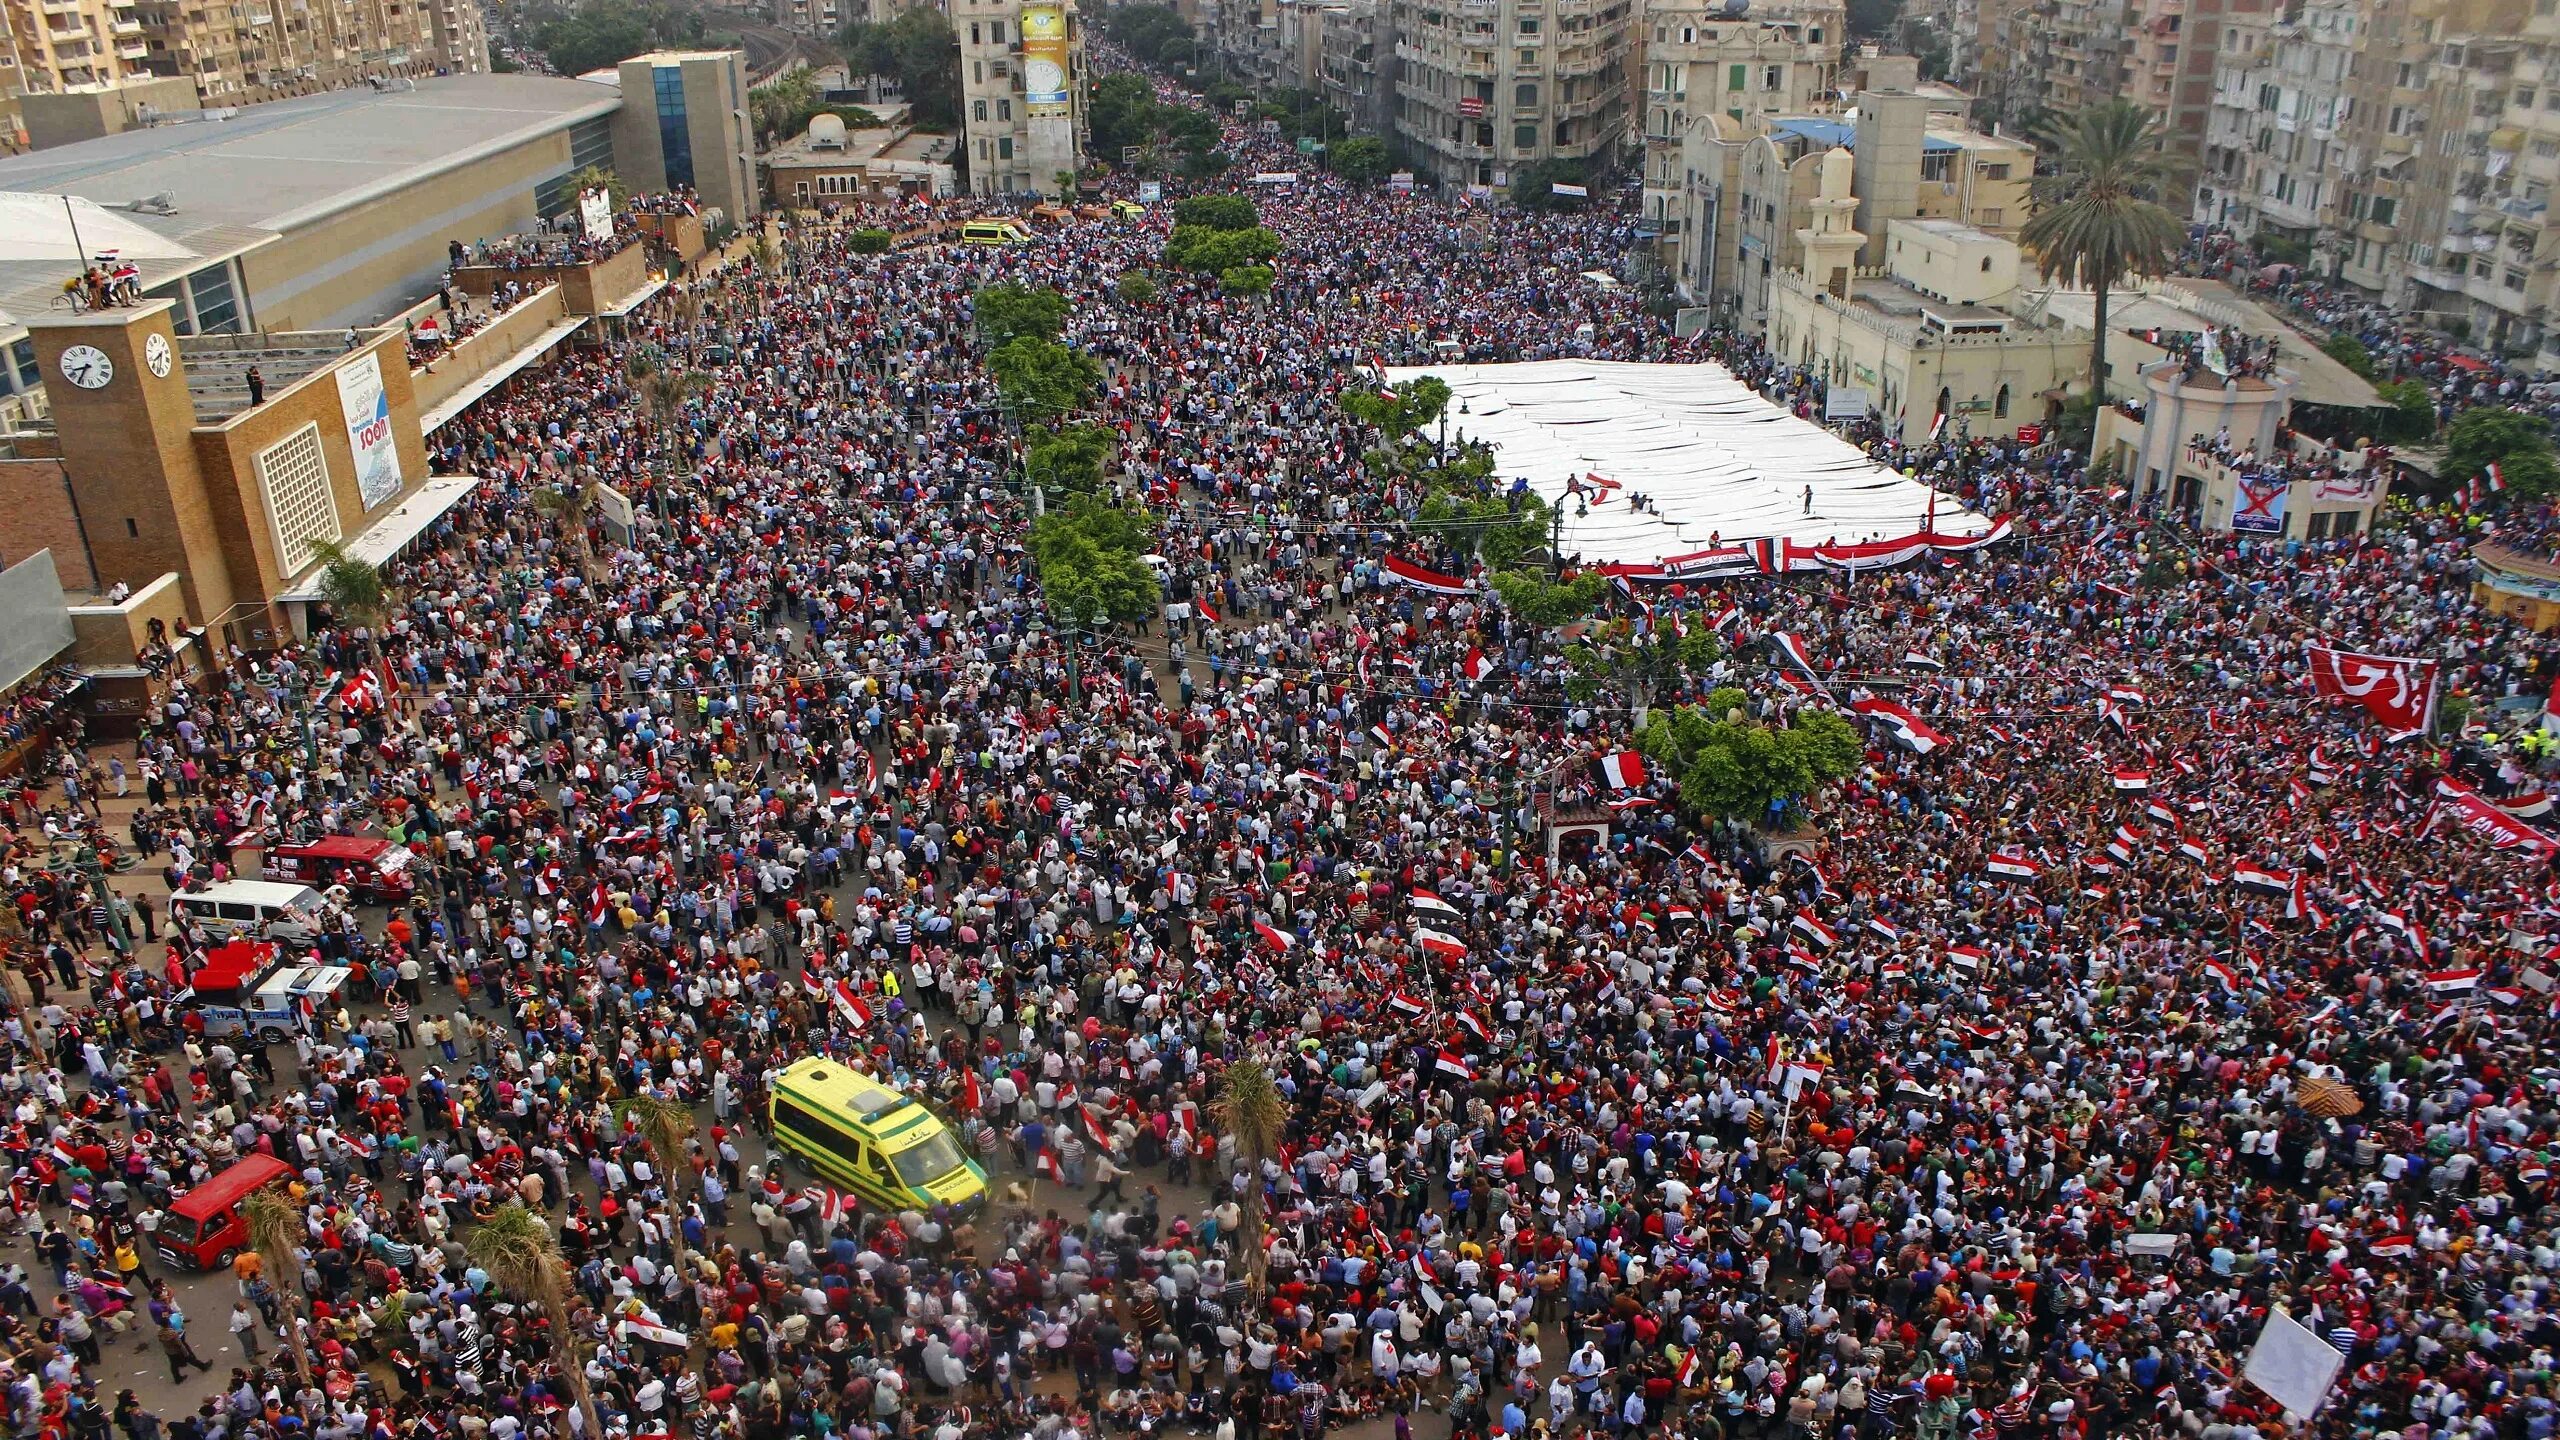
<box><xmin>1995</xmin><ymin>383</ymin><xmax>2011</xmax><ymax>418</ymax></box>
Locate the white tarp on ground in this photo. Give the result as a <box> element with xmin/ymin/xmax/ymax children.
<box><xmin>1382</xmin><ymin>360</ymin><xmax>1992</xmax><ymax>569</ymax></box>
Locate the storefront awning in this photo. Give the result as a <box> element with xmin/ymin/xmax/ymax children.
<box><xmin>276</xmin><ymin>476</ymin><xmax>481</xmax><ymax>603</ymax></box>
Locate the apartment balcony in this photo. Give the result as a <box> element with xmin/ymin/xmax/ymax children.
<box><xmin>112</xmin><ymin>16</ymin><xmax>141</xmax><ymax>30</ymax></box>
<box><xmin>2502</xmin><ymin>195</ymin><xmax>2551</xmax><ymax>221</ymax></box>
<box><xmin>117</xmin><ymin>38</ymin><xmax>145</xmax><ymax>54</ymax></box>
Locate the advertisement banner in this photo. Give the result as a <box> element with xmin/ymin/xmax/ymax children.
<box><xmin>1021</xmin><ymin>5</ymin><xmax>1070</xmax><ymax>117</ymax></box>
<box><xmin>336</xmin><ymin>350</ymin><xmax>404</xmax><ymax>510</ymax></box>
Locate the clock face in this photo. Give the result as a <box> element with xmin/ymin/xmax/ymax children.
<box><xmin>144</xmin><ymin>333</ymin><xmax>173</xmax><ymax>379</ymax></box>
<box><xmin>58</xmin><ymin>344</ymin><xmax>113</xmax><ymax>390</ymax></box>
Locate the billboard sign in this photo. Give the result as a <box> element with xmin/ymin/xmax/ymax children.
<box><xmin>579</xmin><ymin>187</ymin><xmax>614</xmax><ymax>242</ymax></box>
<box><xmin>1021</xmin><ymin>6</ymin><xmax>1070</xmax><ymax>117</ymax></box>
<box><xmin>335</xmin><ymin>350</ymin><xmax>404</xmax><ymax>510</ymax></box>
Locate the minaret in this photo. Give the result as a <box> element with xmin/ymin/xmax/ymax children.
<box><xmin>1797</xmin><ymin>145</ymin><xmax>1867</xmax><ymax>301</ymax></box>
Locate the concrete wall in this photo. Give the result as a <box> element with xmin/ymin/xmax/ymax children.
<box><xmin>238</xmin><ymin>124</ymin><xmax>574</xmax><ymax>332</ymax></box>
<box><xmin>408</xmin><ymin>284</ymin><xmax>570</xmax><ymax>416</ymax></box>
<box><xmin>0</xmin><ymin>460</ymin><xmax>98</xmax><ymax>593</ymax></box>
<box><xmin>22</xmin><ymin>77</ymin><xmax>203</xmax><ymax>150</ymax></box>
<box><xmin>449</xmin><ymin>245</ymin><xmax>648</xmax><ymax>314</ymax></box>
<box><xmin>189</xmin><ymin>330</ymin><xmax>431</xmax><ymax>607</ymax></box>
<box><xmin>1769</xmin><ymin>276</ymin><xmax>2088</xmax><ymax>441</ymax></box>
<box><xmin>67</xmin><ymin>572</ymin><xmax>187</xmax><ymax>670</ymax></box>
<box><xmin>1852</xmin><ymin>91</ymin><xmax>1927</xmax><ymax>267</ymax></box>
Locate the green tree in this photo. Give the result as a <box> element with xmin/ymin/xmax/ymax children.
<box><xmin>2323</xmin><ymin>333</ymin><xmax>2376</xmax><ymax>379</ymax></box>
<box><xmin>617</xmin><ymin>1095</ymin><xmax>699</xmax><ymax>1277</ymax></box>
<box><xmin>1088</xmin><ymin>73</ymin><xmax>1164</xmax><ymax>162</ymax></box>
<box><xmin>839</xmin><ymin>7</ymin><xmax>961</xmax><ymax>127</ymax></box>
<box><xmin>1414</xmin><ymin>483</ymin><xmax>1549</xmax><ymax>569</ymax></box>
<box><xmin>1173</xmin><ymin>194</ymin><xmax>1259</xmax><ymax>231</ymax></box>
<box><xmin>1164</xmin><ymin>223</ymin><xmax>1280</xmax><ymax>273</ymax></box>
<box><xmin>1212</xmin><ymin>1054</ymin><xmax>1288</xmax><ymax>1294</ymax></box>
<box><xmin>1102</xmin><ymin>3</ymin><xmax>1193</xmax><ymax>65</ymax></box>
<box><xmin>1116</xmin><ymin>271</ymin><xmax>1159</xmax><ymax>305</ymax></box>
<box><xmin>1028</xmin><ymin>497</ymin><xmax>1161</xmax><ymax>628</ymax></box>
<box><xmin>1220</xmin><ymin>263</ymin><xmax>1275</xmax><ymax>297</ymax></box>
<box><xmin>1330</xmin><ymin>135</ymin><xmax>1391</xmax><ymax>184</ymax></box>
<box><xmin>1488</xmin><ymin>570</ymin><xmax>1606</xmax><ymax>627</ymax></box>
<box><xmin>1339</xmin><ymin>375</ymin><xmax>1452</xmax><ymax>437</ymax></box>
<box><xmin>531</xmin><ymin>480</ymin><xmax>604</xmax><ymax>585</ymax></box>
<box><xmin>2369</xmin><ymin>378</ymin><xmax>2437</xmax><ymax>445</ymax></box>
<box><xmin>1846</xmin><ymin>0</ymin><xmax>1902</xmax><ymax>36</ymax></box>
<box><xmin>1180</xmin><ymin>147</ymin><xmax>1232</xmax><ymax>181</ymax></box>
<box><xmin>2444</xmin><ymin>406</ymin><xmax>2560</xmax><ymax>499</ymax></box>
<box><xmin>562</xmin><ymin>162</ymin><xmax>626</xmax><ymax>210</ymax></box>
<box><xmin>848</xmin><ymin>228</ymin><xmax>893</xmax><ymax>254</ymax></box>
<box><xmin>1509</xmin><ymin>158</ymin><xmax>1590</xmax><ymax>210</ymax></box>
<box><xmin>305</xmin><ymin>537</ymin><xmax>386</xmax><ymax>628</ymax></box>
<box><xmin>2020</xmin><ymin>101</ymin><xmax>2187</xmax><ymax>405</ymax></box>
<box><xmin>466</xmin><ymin>1207</ymin><xmax>603</xmax><ymax>1440</ymax></box>
<box><xmin>972</xmin><ymin>282</ymin><xmax>1069</xmax><ymax>349</ymax></box>
<box><xmin>242</xmin><ymin>1184</ymin><xmax>315</xmax><ymax>1382</ymax></box>
<box><xmin>988</xmin><ymin>337</ymin><xmax>1104</xmax><ymax>424</ymax></box>
<box><xmin>1638</xmin><ymin>701</ymin><xmax>1864</xmax><ymax>823</ymax></box>
<box><xmin>1025</xmin><ymin>422</ymin><xmax>1118</xmax><ymax>493</ymax></box>
<box><xmin>539</xmin><ymin>3</ymin><xmax>653</xmax><ymax>75</ymax></box>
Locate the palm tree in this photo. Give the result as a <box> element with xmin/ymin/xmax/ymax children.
<box><xmin>2020</xmin><ymin>100</ymin><xmax>2188</xmax><ymax>406</ymax></box>
<box><xmin>531</xmin><ymin>481</ymin><xmax>602</xmax><ymax>585</ymax></box>
<box><xmin>466</xmin><ymin>1204</ymin><xmax>604</xmax><ymax>1440</ymax></box>
<box><xmin>617</xmin><ymin>1093</ymin><xmax>699</xmax><ymax>1279</ymax></box>
<box><xmin>306</xmin><ymin>536</ymin><xmax>385</xmax><ymax>629</ymax></box>
<box><xmin>1211</xmin><ymin>1054</ymin><xmax>1286</xmax><ymax>1294</ymax></box>
<box><xmin>241</xmin><ymin>1183</ymin><xmax>314</xmax><ymax>1382</ymax></box>
<box><xmin>626</xmin><ymin>355</ymin><xmax>706</xmax><ymax>519</ymax></box>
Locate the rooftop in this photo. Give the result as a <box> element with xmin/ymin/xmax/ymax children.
<box><xmin>2043</xmin><ymin>277</ymin><xmax>2383</xmax><ymax>410</ymax></box>
<box><xmin>0</xmin><ymin>74</ymin><xmax>622</xmax><ymax>345</ymax></box>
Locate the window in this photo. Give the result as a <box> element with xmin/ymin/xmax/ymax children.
<box><xmin>2371</xmin><ymin>197</ymin><xmax>2394</xmax><ymax>225</ymax></box>
<box><xmin>568</xmin><ymin>115</ymin><xmax>614</xmax><ymax>174</ymax></box>
<box><xmin>653</xmin><ymin>66</ymin><xmax>695</xmax><ymax>190</ymax></box>
<box><xmin>1516</xmin><ymin>81</ymin><xmax>1537</xmax><ymax>104</ymax></box>
<box><xmin>1763</xmin><ymin>64</ymin><xmax>1780</xmax><ymax>88</ymax></box>
<box><xmin>1728</xmin><ymin>62</ymin><xmax>1744</xmax><ymax>93</ymax></box>
<box><xmin>999</xmin><ymin>98</ymin><xmax>1011</xmax><ymax>119</ymax></box>
<box><xmin>2</xmin><ymin>340</ymin><xmax>35</xmax><ymax>398</ymax></box>
<box><xmin>968</xmin><ymin>21</ymin><xmax>979</xmax><ymax>42</ymax></box>
<box><xmin>1980</xmin><ymin>163</ymin><xmax>2011</xmax><ymax>180</ymax></box>
<box><xmin>773</xmin><ymin>1100</ymin><xmax>867</xmax><ymax>1170</ymax></box>
<box><xmin>1514</xmin><ymin>123</ymin><xmax>1536</xmax><ymax>147</ymax></box>
<box><xmin>1994</xmin><ymin>384</ymin><xmax>2010</xmax><ymax>418</ymax></box>
<box><xmin>973</xmin><ymin>98</ymin><xmax>987</xmax><ymax>120</ymax></box>
<box><xmin>998</xmin><ymin>137</ymin><xmax>1014</xmax><ymax>159</ymax></box>
<box><xmin>258</xmin><ymin>423</ymin><xmax>339</xmax><ymax>575</ymax></box>
<box><xmin>989</xmin><ymin>19</ymin><xmax>1004</xmax><ymax>40</ymax></box>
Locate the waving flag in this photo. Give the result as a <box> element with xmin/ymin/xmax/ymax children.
<box><xmin>2425</xmin><ymin>967</ymin><xmax>2482</xmax><ymax>996</ymax></box>
<box><xmin>1946</xmin><ymin>944</ymin><xmax>1987</xmax><ymax>971</ymax></box>
<box><xmin>832</xmin><ymin>981</ymin><xmax>873</xmax><ymax>1026</ymax></box>
<box><xmin>1791</xmin><ymin>910</ymin><xmax>1838</xmax><ymax>950</ymax></box>
<box><xmin>1386</xmin><ymin>992</ymin><xmax>1430</xmax><ymax>1020</ymax></box>
<box><xmin>1254</xmin><ymin>922</ymin><xmax>1297</xmax><ymax>952</ymax></box>
<box><xmin>1462</xmin><ymin>648</ymin><xmax>1496</xmax><ymax>682</ymax></box>
<box><xmin>1410</xmin><ymin>889</ymin><xmax>1461</xmax><ymax>919</ymax></box>
<box><xmin>2110</xmin><ymin>769</ymin><xmax>2151</xmax><ymax>792</ymax></box>
<box><xmin>1382</xmin><ymin>555</ymin><xmax>1473</xmax><ymax>594</ymax></box>
<box><xmin>1986</xmin><ymin>853</ymin><xmax>2043</xmax><ymax>880</ymax></box>
<box><xmin>1433</xmin><ymin>1049</ymin><xmax>1477</xmax><ymax>1081</ymax></box>
<box><xmin>1597</xmin><ymin>751</ymin><xmax>1648</xmax><ymax>790</ymax></box>
<box><xmin>1866</xmin><ymin>917</ymin><xmax>1901</xmax><ymax>942</ymax></box>
<box><xmin>1849</xmin><ymin>697</ymin><xmax>1949</xmax><ymax>755</ymax></box>
<box><xmin>1770</xmin><ymin>632</ymin><xmax>1824</xmax><ymax>687</ymax></box>
<box><xmin>2231</xmin><ymin>863</ymin><xmax>2294</xmax><ymax>895</ymax></box>
<box><xmin>1412</xmin><ymin>927</ymin><xmax>1467</xmax><ymax>961</ymax></box>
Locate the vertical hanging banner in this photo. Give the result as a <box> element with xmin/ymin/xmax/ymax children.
<box><xmin>1022</xmin><ymin>5</ymin><xmax>1070</xmax><ymax>117</ymax></box>
<box><xmin>336</xmin><ymin>349</ymin><xmax>404</xmax><ymax>510</ymax></box>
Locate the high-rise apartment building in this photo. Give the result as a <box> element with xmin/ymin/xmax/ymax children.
<box><xmin>2</xmin><ymin>0</ymin><xmax>145</xmax><ymax>101</ymax></box>
<box><xmin>1637</xmin><ymin>0</ymin><xmax>1842</xmax><ymax>303</ymax></box>
<box><xmin>1980</xmin><ymin>0</ymin><xmax>2272</xmax><ymax>181</ymax></box>
<box><xmin>1389</xmin><ymin>0</ymin><xmax>1631</xmax><ymax>189</ymax></box>
<box><xmin>953</xmin><ymin>0</ymin><xmax>1083</xmax><ymax>196</ymax></box>
<box><xmin>2195</xmin><ymin>0</ymin><xmax>2355</xmax><ymax>249</ymax></box>
<box><xmin>1318</xmin><ymin>0</ymin><xmax>1392</xmax><ymax>137</ymax></box>
<box><xmin>129</xmin><ymin>0</ymin><xmax>480</xmax><ymax>101</ymax></box>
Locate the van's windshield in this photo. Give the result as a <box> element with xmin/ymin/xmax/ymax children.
<box><xmin>890</xmin><ymin>1132</ymin><xmax>965</xmax><ymax>1187</ymax></box>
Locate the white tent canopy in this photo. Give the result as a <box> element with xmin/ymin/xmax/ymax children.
<box><xmin>1384</xmin><ymin>360</ymin><xmax>1992</xmax><ymax>568</ymax></box>
<box><xmin>0</xmin><ymin>193</ymin><xmax>200</xmax><ymax>263</ymax></box>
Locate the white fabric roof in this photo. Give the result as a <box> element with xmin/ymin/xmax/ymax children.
<box><xmin>0</xmin><ymin>192</ymin><xmax>200</xmax><ymax>262</ymax></box>
<box><xmin>1384</xmin><ymin>360</ymin><xmax>1991</xmax><ymax>567</ymax></box>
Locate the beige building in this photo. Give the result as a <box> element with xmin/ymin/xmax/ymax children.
<box><xmin>0</xmin><ymin>0</ymin><xmax>151</xmax><ymax>144</ymax></box>
<box><xmin>2093</xmin><ymin>354</ymin><xmax>2392</xmax><ymax>540</ymax></box>
<box><xmin>1318</xmin><ymin>0</ymin><xmax>1391</xmax><ymax>138</ymax></box>
<box><xmin>1766</xmin><ymin>148</ymin><xmax>2089</xmax><ymax>442</ymax></box>
<box><xmin>763</xmin><ymin>112</ymin><xmax>957</xmax><ymax>205</ymax></box>
<box><xmin>1981</xmin><ymin>0</ymin><xmax>2275</xmax><ymax>177</ymax></box>
<box><xmin>953</xmin><ymin>0</ymin><xmax>1083</xmax><ymax>197</ymax></box>
<box><xmin>1639</xmin><ymin>0</ymin><xmax>1843</xmax><ymax>303</ymax></box>
<box><xmin>1390</xmin><ymin>0</ymin><xmax>1631</xmax><ymax>190</ymax></box>
<box><xmin>611</xmin><ymin>52</ymin><xmax>760</xmax><ymax>223</ymax></box>
<box><xmin>127</xmin><ymin>0</ymin><xmax>484</xmax><ymax>105</ymax></box>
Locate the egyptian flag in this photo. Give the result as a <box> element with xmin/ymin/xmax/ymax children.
<box><xmin>1879</xmin><ymin>961</ymin><xmax>1908</xmax><ymax>982</ymax></box>
<box><xmin>1382</xmin><ymin>555</ymin><xmax>1472</xmax><ymax>594</ymax></box>
<box><xmin>1849</xmin><ymin>697</ymin><xmax>1949</xmax><ymax>754</ymax></box>
<box><xmin>1035</xmin><ymin>1147</ymin><xmax>1065</xmax><ymax>1182</ymax></box>
<box><xmin>833</xmin><ymin>981</ymin><xmax>874</xmax><ymax>1026</ymax></box>
<box><xmin>1413</xmin><ymin>927</ymin><xmax>1468</xmax><ymax>961</ymax></box>
<box><xmin>1749</xmin><ymin>536</ymin><xmax>1783</xmax><ymax>575</ymax></box>
<box><xmin>2367</xmin><ymin>1235</ymin><xmax>2415</xmax><ymax>1259</ymax></box>
<box><xmin>1928</xmin><ymin>406</ymin><xmax>1948</xmax><ymax>443</ymax></box>
<box><xmin>2147</xmin><ymin>800</ymin><xmax>2177</xmax><ymax>826</ymax></box>
<box><xmin>1411</xmin><ymin>889</ymin><xmax>1461</xmax><ymax>919</ymax></box>
<box><xmin>2177</xmin><ymin>834</ymin><xmax>2210</xmax><ymax>864</ymax></box>
<box><xmin>1866</xmin><ymin>917</ymin><xmax>1901</xmax><ymax>942</ymax></box>
<box><xmin>2232</xmin><ymin>863</ymin><xmax>2292</xmax><ymax>895</ymax></box>
<box><xmin>1386</xmin><ymin>992</ymin><xmax>1430</xmax><ymax>1020</ymax></box>
<box><xmin>1598</xmin><ymin>751</ymin><xmax>1648</xmax><ymax>790</ymax></box>
<box><xmin>2425</xmin><ymin>967</ymin><xmax>2482</xmax><ymax>996</ymax></box>
<box><xmin>2203</xmin><ymin>958</ymin><xmax>2243</xmax><ymax>993</ymax></box>
<box><xmin>1463</xmin><ymin>648</ymin><xmax>1496</xmax><ymax>682</ymax></box>
<box><xmin>1254</xmin><ymin>921</ymin><xmax>1297</xmax><ymax>952</ymax></box>
<box><xmin>2107</xmin><ymin>685</ymin><xmax>2148</xmax><ymax>707</ymax></box>
<box><xmin>1434</xmin><ymin>1049</ymin><xmax>1477</xmax><ymax>1081</ymax></box>
<box><xmin>1946</xmin><ymin>944</ymin><xmax>1986</xmax><ymax>972</ymax></box>
<box><xmin>1900</xmin><ymin>652</ymin><xmax>1944</xmax><ymax>670</ymax></box>
<box><xmin>1667</xmin><ymin>904</ymin><xmax>1699</xmax><ymax>927</ymax></box>
<box><xmin>1452</xmin><ymin>1010</ymin><xmax>1491</xmax><ymax>1044</ymax></box>
<box><xmin>1770</xmin><ymin>632</ymin><xmax>1824</xmax><ymax>687</ymax></box>
<box><xmin>1792</xmin><ymin>910</ymin><xmax>1838</xmax><ymax>950</ymax></box>
<box><xmin>1676</xmin><ymin>1348</ymin><xmax>1705</xmax><ymax>1389</ymax></box>
<box><xmin>1986</xmin><ymin>853</ymin><xmax>2043</xmax><ymax>880</ymax></box>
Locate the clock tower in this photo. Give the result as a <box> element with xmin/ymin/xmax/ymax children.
<box><xmin>24</xmin><ymin>301</ymin><xmax>238</xmax><ymax>623</ymax></box>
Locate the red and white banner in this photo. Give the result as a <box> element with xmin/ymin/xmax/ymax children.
<box><xmin>2429</xmin><ymin>778</ymin><xmax>2559</xmax><ymax>856</ymax></box>
<box><xmin>1619</xmin><ymin>516</ymin><xmax>2017</xmax><ymax>582</ymax></box>
<box><xmin>1382</xmin><ymin>555</ymin><xmax>1474</xmax><ymax>594</ymax></box>
<box><xmin>1986</xmin><ymin>854</ymin><xmax>2043</xmax><ymax>880</ymax></box>
<box><xmin>2306</xmin><ymin>644</ymin><xmax>2439</xmax><ymax>733</ymax></box>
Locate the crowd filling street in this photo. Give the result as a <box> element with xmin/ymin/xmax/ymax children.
<box><xmin>15</xmin><ymin>55</ymin><xmax>2560</xmax><ymax>1440</ymax></box>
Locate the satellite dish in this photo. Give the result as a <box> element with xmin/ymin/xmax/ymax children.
<box><xmin>1723</xmin><ymin>0</ymin><xmax>1750</xmax><ymax>16</ymax></box>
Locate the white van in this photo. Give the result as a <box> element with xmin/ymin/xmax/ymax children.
<box><xmin>170</xmin><ymin>881</ymin><xmax>330</xmax><ymax>945</ymax></box>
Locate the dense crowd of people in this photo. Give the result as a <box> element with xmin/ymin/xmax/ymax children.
<box><xmin>9</xmin><ymin>62</ymin><xmax>2560</xmax><ymax>1440</ymax></box>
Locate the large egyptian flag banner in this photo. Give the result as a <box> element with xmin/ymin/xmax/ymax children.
<box><xmin>2306</xmin><ymin>644</ymin><xmax>2438</xmax><ymax>733</ymax></box>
